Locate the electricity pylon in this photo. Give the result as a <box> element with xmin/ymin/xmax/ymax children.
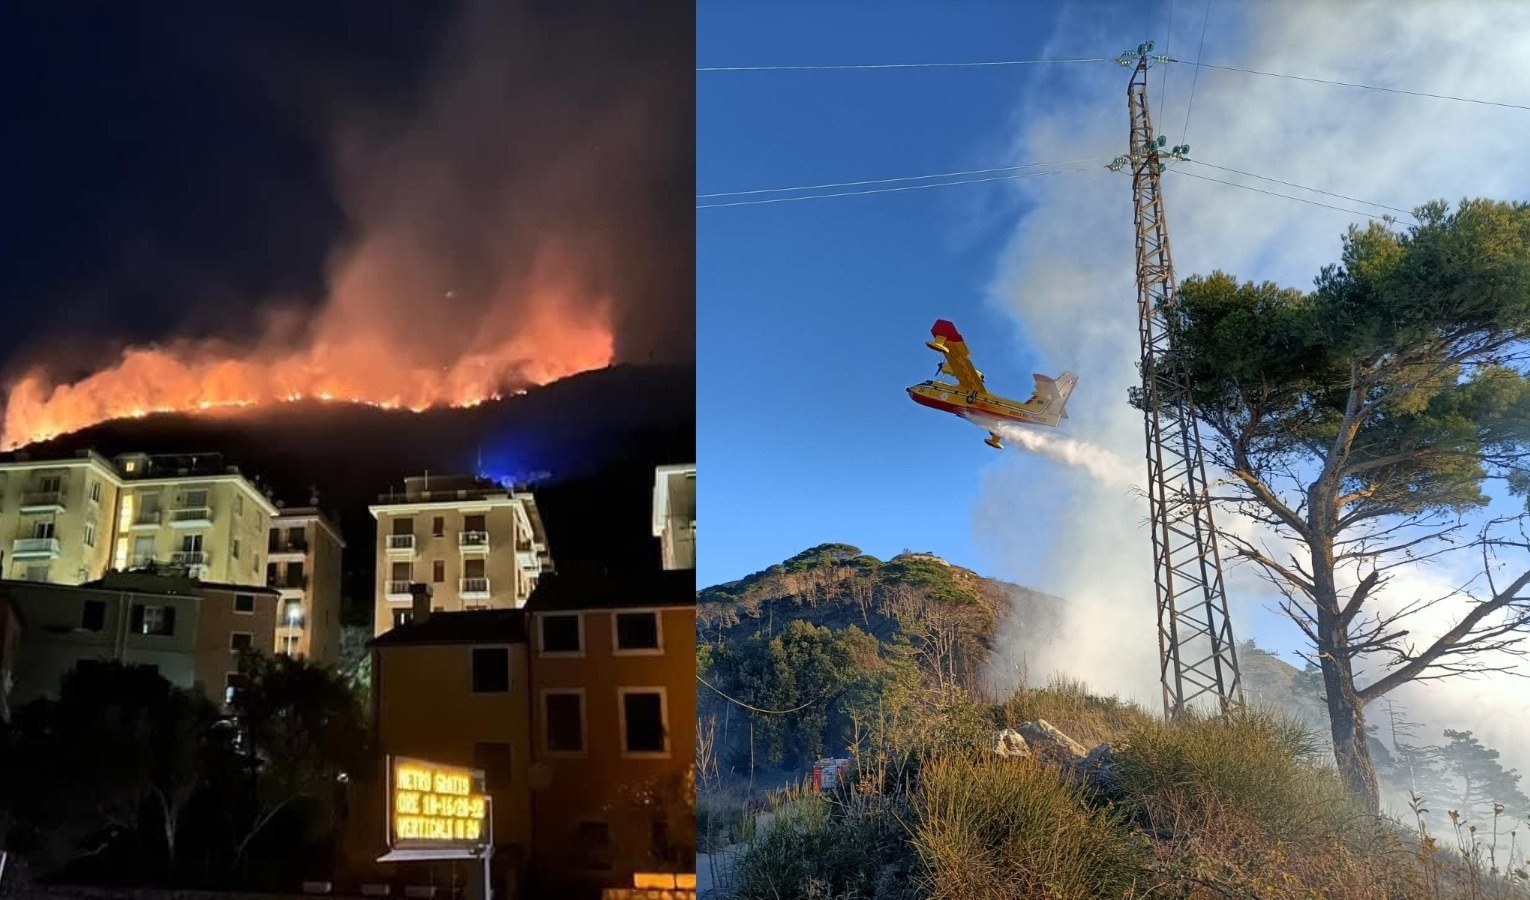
<box><xmin>1108</xmin><ymin>42</ymin><xmax>1243</xmax><ymax>718</ymax></box>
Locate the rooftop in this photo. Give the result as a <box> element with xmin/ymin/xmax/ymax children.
<box><xmin>374</xmin><ymin>473</ymin><xmax>531</xmax><ymax>506</ymax></box>
<box><xmin>369</xmin><ymin>608</ymin><xmax>527</xmax><ymax>648</ymax></box>
<box><xmin>523</xmin><ymin>568</ymin><xmax>695</xmax><ymax>613</ymax></box>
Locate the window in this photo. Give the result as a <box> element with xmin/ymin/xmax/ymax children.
<box><xmin>266</xmin><ymin>562</ymin><xmax>279</xmax><ymax>584</ymax></box>
<box><xmin>133</xmin><ymin>536</ymin><xmax>155</xmax><ymax>567</ymax></box>
<box><xmin>392</xmin><ymin>609</ymin><xmax>413</xmax><ymax>629</ymax></box>
<box><xmin>472</xmin><ymin>647</ymin><xmax>510</xmax><ymax>693</ymax></box>
<box><xmin>183</xmin><ymin>489</ymin><xmax>208</xmax><ymax>508</ymax></box>
<box><xmin>474</xmin><ymin>742</ymin><xmax>513</xmax><ymax>790</ymax></box>
<box><xmin>181</xmin><ymin>534</ymin><xmax>204</xmax><ymax>553</ymax></box>
<box><xmin>464</xmin><ymin>514</ymin><xmax>486</xmax><ymax>532</ymax></box>
<box><xmin>232</xmin><ymin>538</ymin><xmax>241</xmax><ymax>560</ymax></box>
<box><xmin>433</xmin><ymin>560</ymin><xmax>445</xmax><ymax>583</ymax></box>
<box><xmin>89</xmin><ymin>481</ymin><xmax>102</xmax><ymax>503</ymax></box>
<box><xmin>577</xmin><ymin>821</ymin><xmax>612</xmax><ymax>870</ymax></box>
<box><xmin>614</xmin><ymin>611</ymin><xmax>662</xmax><ymax>653</ymax></box>
<box><xmin>231</xmin><ymin>632</ymin><xmax>254</xmax><ymax>651</ymax></box>
<box><xmin>234</xmin><ymin>494</ymin><xmax>244</xmax><ymax>516</ymax></box>
<box><xmin>132</xmin><ymin>604</ymin><xmax>176</xmax><ymax>636</ymax></box>
<box><xmin>81</xmin><ymin>600</ymin><xmax>106</xmax><ymax>632</ymax></box>
<box><xmin>539</xmin><ymin>614</ymin><xmax>582</xmax><ymax>655</ymax></box>
<box><xmin>224</xmin><ymin>672</ymin><xmax>246</xmax><ymax>705</ymax></box>
<box><xmin>39</xmin><ymin>475</ymin><xmax>61</xmax><ymax>493</ymax></box>
<box><xmin>288</xmin><ymin>560</ymin><xmax>305</xmax><ymax>585</ymax></box>
<box><xmin>620</xmin><ymin>689</ymin><xmax>668</xmax><ymax>756</ymax></box>
<box><xmin>32</xmin><ymin>521</ymin><xmax>55</xmax><ymax>540</ymax></box>
<box><xmin>544</xmin><ymin>691</ymin><xmax>585</xmax><ymax>753</ymax></box>
<box><xmin>24</xmin><ymin>565</ymin><xmax>49</xmax><ymax>582</ymax></box>
<box><xmin>233</xmin><ymin>594</ymin><xmax>255</xmax><ymax>614</ymax></box>
<box><xmin>391</xmin><ymin>561</ymin><xmax>412</xmax><ymax>580</ymax></box>
<box><xmin>138</xmin><ymin>492</ymin><xmax>161</xmax><ymax>519</ymax></box>
<box><xmin>432</xmin><ymin>516</ymin><xmax>445</xmax><ymax>537</ymax></box>
<box><xmin>393</xmin><ymin>517</ymin><xmax>413</xmax><ymax>536</ymax></box>
<box><xmin>84</xmin><ymin>522</ymin><xmax>96</xmax><ymax>547</ymax></box>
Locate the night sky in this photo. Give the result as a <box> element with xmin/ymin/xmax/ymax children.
<box><xmin>0</xmin><ymin>0</ymin><xmax>696</xmax><ymax>387</ymax></box>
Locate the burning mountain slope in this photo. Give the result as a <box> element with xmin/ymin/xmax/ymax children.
<box><xmin>26</xmin><ymin>362</ymin><xmax>693</xmax><ymax>623</ymax></box>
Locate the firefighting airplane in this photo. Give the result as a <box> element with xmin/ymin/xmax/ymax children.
<box><xmin>907</xmin><ymin>319</ymin><xmax>1079</xmax><ymax>450</ymax></box>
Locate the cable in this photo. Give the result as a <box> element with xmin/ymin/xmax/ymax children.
<box><xmin>697</xmin><ymin>57</ymin><xmax>1111</xmax><ymax>72</ymax></box>
<box><xmin>1185</xmin><ymin>160</ymin><xmax>1416</xmax><ymax>219</ymax></box>
<box><xmin>697</xmin><ymin>166</ymin><xmax>1096</xmax><ymax>209</ymax></box>
<box><xmin>698</xmin><ymin>156</ymin><xmax>1111</xmax><ymax>199</ymax></box>
<box><xmin>697</xmin><ymin>674</ymin><xmax>821</xmax><ymax>715</ymax></box>
<box><xmin>1159</xmin><ymin>0</ymin><xmax>1174</xmax><ymax>125</ymax></box>
<box><xmin>1167</xmin><ymin>168</ymin><xmax>1399</xmax><ymax>222</ymax></box>
<box><xmin>1181</xmin><ymin>0</ymin><xmax>1213</xmax><ymax>143</ymax></box>
<box><xmin>1171</xmin><ymin>59</ymin><xmax>1530</xmax><ymax>113</ymax></box>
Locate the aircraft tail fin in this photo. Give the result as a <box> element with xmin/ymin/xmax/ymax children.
<box><xmin>1032</xmin><ymin>372</ymin><xmax>1080</xmax><ymax>424</ymax></box>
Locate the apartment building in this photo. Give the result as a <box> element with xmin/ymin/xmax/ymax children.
<box><xmin>0</xmin><ymin>450</ymin><xmax>278</xmax><ymax>589</ymax></box>
<box><xmin>368</xmin><ymin>475</ymin><xmax>552</xmax><ymax>637</ymax></box>
<box><xmin>267</xmin><ymin>504</ymin><xmax>345</xmax><ymax>664</ymax></box>
<box><xmin>523</xmin><ymin>569</ymin><xmax>696</xmax><ymax>893</ymax></box>
<box><xmin>0</xmin><ymin>572</ymin><xmax>279</xmax><ymax>708</ymax></box>
<box><xmin>652</xmin><ymin>464</ymin><xmax>696</xmax><ymax>571</ymax></box>
<box><xmin>342</xmin><ymin>590</ymin><xmax>533</xmax><ymax>895</ymax></box>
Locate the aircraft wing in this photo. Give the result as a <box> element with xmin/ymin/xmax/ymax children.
<box><xmin>925</xmin><ymin>319</ymin><xmax>985</xmax><ymax>393</ymax></box>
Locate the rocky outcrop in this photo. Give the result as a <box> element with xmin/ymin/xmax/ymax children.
<box><xmin>992</xmin><ymin>719</ymin><xmax>1122</xmax><ymax>798</ymax></box>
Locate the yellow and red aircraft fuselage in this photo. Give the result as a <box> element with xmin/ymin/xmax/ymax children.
<box><xmin>907</xmin><ymin>318</ymin><xmax>1078</xmax><ymax>449</ymax></box>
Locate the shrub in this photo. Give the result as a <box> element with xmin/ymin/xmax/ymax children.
<box><xmin>911</xmin><ymin>752</ymin><xmax>1151</xmax><ymax>899</ymax></box>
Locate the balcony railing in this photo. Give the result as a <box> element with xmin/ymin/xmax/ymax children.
<box><xmin>386</xmin><ymin>580</ymin><xmax>414</xmax><ymax>599</ymax></box>
<box><xmin>459</xmin><ymin>531</ymin><xmax>489</xmax><ymax>550</ymax></box>
<box><xmin>282</xmin><ymin>603</ymin><xmax>306</xmax><ymax>628</ymax></box>
<box><xmin>22</xmin><ymin>490</ymin><xmax>65</xmax><ymax>508</ymax></box>
<box><xmin>387</xmin><ymin>534</ymin><xmax>416</xmax><ymax>552</ymax></box>
<box><xmin>171</xmin><ymin>550</ymin><xmax>208</xmax><ymax>566</ymax></box>
<box><xmin>13</xmin><ymin>537</ymin><xmax>61</xmax><ymax>557</ymax></box>
<box><xmin>269</xmin><ymin>573</ymin><xmax>309</xmax><ymax>590</ymax></box>
<box><xmin>133</xmin><ymin>511</ymin><xmax>162</xmax><ymax>526</ymax></box>
<box><xmin>460</xmin><ymin>577</ymin><xmax>490</xmax><ymax>598</ymax></box>
<box><xmin>170</xmin><ymin>507</ymin><xmax>212</xmax><ymax>525</ymax></box>
<box><xmin>268</xmin><ymin>539</ymin><xmax>309</xmax><ymax>554</ymax></box>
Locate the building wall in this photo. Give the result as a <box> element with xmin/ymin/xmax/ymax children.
<box><xmin>114</xmin><ymin>479</ymin><xmax>271</xmax><ymax>586</ymax></box>
<box><xmin>3</xmin><ymin>581</ymin><xmax>201</xmax><ymax>706</ymax></box>
<box><xmin>194</xmin><ymin>585</ymin><xmax>277</xmax><ymax>706</ymax></box>
<box><xmin>526</xmin><ymin>606</ymin><xmax>697</xmax><ymax>886</ymax></box>
<box><xmin>0</xmin><ymin>459</ymin><xmax>121</xmax><ymax>584</ymax></box>
<box><xmin>371</xmin><ymin>504</ymin><xmax>533</xmax><ymax>636</ymax></box>
<box><xmin>269</xmin><ymin>515</ymin><xmax>344</xmax><ymax>664</ymax></box>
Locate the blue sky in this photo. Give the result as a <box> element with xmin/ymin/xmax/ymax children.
<box><xmin>698</xmin><ymin>1</ymin><xmax>1099</xmax><ymax>587</ymax></box>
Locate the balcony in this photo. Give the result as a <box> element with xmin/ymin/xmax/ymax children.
<box><xmin>171</xmin><ymin>550</ymin><xmax>209</xmax><ymax>566</ymax></box>
<box><xmin>386</xmin><ymin>580</ymin><xmax>415</xmax><ymax>601</ymax></box>
<box><xmin>460</xmin><ymin>577</ymin><xmax>490</xmax><ymax>600</ymax></box>
<box><xmin>386</xmin><ymin>534</ymin><xmax>417</xmax><ymax>556</ymax></box>
<box><xmin>12</xmin><ymin>537</ymin><xmax>61</xmax><ymax>559</ymax></box>
<box><xmin>268</xmin><ymin>572</ymin><xmax>309</xmax><ymax>592</ymax></box>
<box><xmin>268</xmin><ymin>538</ymin><xmax>309</xmax><ymax>557</ymax></box>
<box><xmin>459</xmin><ymin>531</ymin><xmax>490</xmax><ymax>553</ymax></box>
<box><xmin>20</xmin><ymin>490</ymin><xmax>65</xmax><ymax>512</ymax></box>
<box><xmin>516</xmin><ymin>549</ymin><xmax>542</xmax><ymax>572</ymax></box>
<box><xmin>282</xmin><ymin>602</ymin><xmax>306</xmax><ymax>628</ymax></box>
<box><xmin>169</xmin><ymin>506</ymin><xmax>213</xmax><ymax>527</ymax></box>
<box><xmin>131</xmin><ymin>511</ymin><xmax>162</xmax><ymax>528</ymax></box>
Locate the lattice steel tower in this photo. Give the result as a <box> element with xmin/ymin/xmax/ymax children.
<box><xmin>1108</xmin><ymin>43</ymin><xmax>1243</xmax><ymax>718</ymax></box>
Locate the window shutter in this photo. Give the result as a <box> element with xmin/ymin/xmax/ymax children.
<box><xmin>130</xmin><ymin>604</ymin><xmax>145</xmax><ymax>633</ymax></box>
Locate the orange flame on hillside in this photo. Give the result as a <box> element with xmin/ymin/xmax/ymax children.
<box><xmin>1</xmin><ymin>260</ymin><xmax>614</xmax><ymax>449</ymax></box>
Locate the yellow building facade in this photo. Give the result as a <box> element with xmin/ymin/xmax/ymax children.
<box><xmin>367</xmin><ymin>475</ymin><xmax>551</xmax><ymax>637</ymax></box>
<box><xmin>267</xmin><ymin>506</ymin><xmax>345</xmax><ymax>664</ymax></box>
<box><xmin>524</xmin><ymin>570</ymin><xmax>696</xmax><ymax>893</ymax></box>
<box><xmin>0</xmin><ymin>451</ymin><xmax>277</xmax><ymax>589</ymax></box>
<box><xmin>344</xmin><ymin>599</ymin><xmax>533</xmax><ymax>896</ymax></box>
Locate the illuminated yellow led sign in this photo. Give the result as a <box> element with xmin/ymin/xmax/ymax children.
<box><xmin>389</xmin><ymin>756</ymin><xmax>490</xmax><ymax>849</ymax></box>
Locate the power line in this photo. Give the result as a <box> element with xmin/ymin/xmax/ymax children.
<box><xmin>1185</xmin><ymin>159</ymin><xmax>1416</xmax><ymax>219</ymax></box>
<box><xmin>1159</xmin><ymin>0</ymin><xmax>1174</xmax><ymax>124</ymax></box>
<box><xmin>1172</xmin><ymin>59</ymin><xmax>1530</xmax><ymax>113</ymax></box>
<box><xmin>696</xmin><ymin>674</ymin><xmax>821</xmax><ymax>715</ymax></box>
<box><xmin>697</xmin><ymin>57</ymin><xmax>1111</xmax><ymax>72</ymax></box>
<box><xmin>1181</xmin><ymin>0</ymin><xmax>1213</xmax><ymax>143</ymax></box>
<box><xmin>1168</xmin><ymin>167</ymin><xmax>1400</xmax><ymax>222</ymax></box>
<box><xmin>697</xmin><ymin>166</ymin><xmax>1096</xmax><ymax>209</ymax></box>
<box><xmin>699</xmin><ymin>156</ymin><xmax>1111</xmax><ymax>199</ymax></box>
